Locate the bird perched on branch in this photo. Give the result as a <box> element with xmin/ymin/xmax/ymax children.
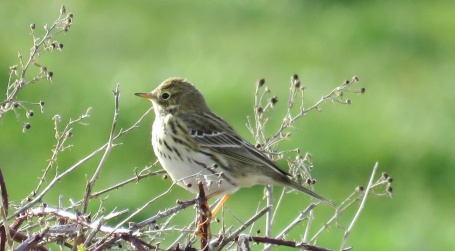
<box><xmin>136</xmin><ymin>77</ymin><xmax>335</xmax><ymax>213</ymax></box>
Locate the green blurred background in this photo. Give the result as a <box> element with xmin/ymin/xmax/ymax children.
<box><xmin>1</xmin><ymin>0</ymin><xmax>454</xmax><ymax>250</ymax></box>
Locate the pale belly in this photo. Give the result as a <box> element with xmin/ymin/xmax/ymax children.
<box><xmin>152</xmin><ymin>120</ymin><xmax>239</xmax><ymax>198</ymax></box>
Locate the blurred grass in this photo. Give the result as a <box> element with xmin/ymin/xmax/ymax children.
<box><xmin>1</xmin><ymin>0</ymin><xmax>454</xmax><ymax>250</ymax></box>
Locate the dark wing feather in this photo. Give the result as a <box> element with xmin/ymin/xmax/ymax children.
<box><xmin>183</xmin><ymin>112</ymin><xmax>290</xmax><ymax>177</ymax></box>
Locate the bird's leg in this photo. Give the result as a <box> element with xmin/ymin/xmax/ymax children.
<box><xmin>211</xmin><ymin>194</ymin><xmax>230</xmax><ymax>216</ymax></box>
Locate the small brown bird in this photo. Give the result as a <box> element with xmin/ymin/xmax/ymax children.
<box><xmin>136</xmin><ymin>77</ymin><xmax>334</xmax><ymax>210</ymax></box>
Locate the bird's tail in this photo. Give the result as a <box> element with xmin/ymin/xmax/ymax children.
<box><xmin>288</xmin><ymin>181</ymin><xmax>336</xmax><ymax>208</ymax></box>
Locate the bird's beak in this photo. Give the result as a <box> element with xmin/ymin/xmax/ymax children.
<box><xmin>135</xmin><ymin>92</ymin><xmax>155</xmax><ymax>99</ymax></box>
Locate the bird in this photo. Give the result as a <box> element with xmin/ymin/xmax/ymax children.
<box><xmin>135</xmin><ymin>77</ymin><xmax>335</xmax><ymax>212</ymax></box>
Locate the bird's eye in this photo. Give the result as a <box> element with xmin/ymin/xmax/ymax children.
<box><xmin>161</xmin><ymin>92</ymin><xmax>170</xmax><ymax>100</ymax></box>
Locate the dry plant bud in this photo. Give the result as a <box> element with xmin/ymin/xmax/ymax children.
<box><xmin>256</xmin><ymin>106</ymin><xmax>263</xmax><ymax>114</ymax></box>
<box><xmin>26</xmin><ymin>110</ymin><xmax>34</xmax><ymax>117</ymax></box>
<box><xmin>292</xmin><ymin>74</ymin><xmax>300</xmax><ymax>88</ymax></box>
<box><xmin>23</xmin><ymin>123</ymin><xmax>31</xmax><ymax>131</ymax></box>
<box><xmin>257</xmin><ymin>78</ymin><xmax>265</xmax><ymax>88</ymax></box>
<box><xmin>387</xmin><ymin>177</ymin><xmax>393</xmax><ymax>183</ymax></box>
<box><xmin>360</xmin><ymin>87</ymin><xmax>366</xmax><ymax>94</ymax></box>
<box><xmin>311</xmin><ymin>179</ymin><xmax>317</xmax><ymax>184</ymax></box>
<box><xmin>30</xmin><ymin>23</ymin><xmax>35</xmax><ymax>30</ymax></box>
<box><xmin>270</xmin><ymin>96</ymin><xmax>278</xmax><ymax>106</ymax></box>
<box><xmin>162</xmin><ymin>174</ymin><xmax>168</xmax><ymax>180</ymax></box>
<box><xmin>387</xmin><ymin>185</ymin><xmax>393</xmax><ymax>194</ymax></box>
<box><xmin>356</xmin><ymin>186</ymin><xmax>364</xmax><ymax>192</ymax></box>
<box><xmin>306</xmin><ymin>178</ymin><xmax>312</xmax><ymax>185</ymax></box>
<box><xmin>346</xmin><ymin>99</ymin><xmax>351</xmax><ymax>105</ymax></box>
<box><xmin>354</xmin><ymin>76</ymin><xmax>359</xmax><ymax>81</ymax></box>
<box><xmin>60</xmin><ymin>5</ymin><xmax>66</xmax><ymax>14</ymax></box>
<box><xmin>381</xmin><ymin>172</ymin><xmax>389</xmax><ymax>179</ymax></box>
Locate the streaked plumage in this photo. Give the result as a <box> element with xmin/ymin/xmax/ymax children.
<box><xmin>136</xmin><ymin>77</ymin><xmax>334</xmax><ymax>207</ymax></box>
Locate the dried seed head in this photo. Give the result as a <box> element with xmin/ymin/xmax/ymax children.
<box><xmin>346</xmin><ymin>99</ymin><xmax>351</xmax><ymax>105</ymax></box>
<box><xmin>306</xmin><ymin>178</ymin><xmax>312</xmax><ymax>185</ymax></box>
<box><xmin>30</xmin><ymin>23</ymin><xmax>36</xmax><ymax>30</ymax></box>
<box><xmin>255</xmin><ymin>143</ymin><xmax>262</xmax><ymax>149</ymax></box>
<box><xmin>47</xmin><ymin>72</ymin><xmax>54</xmax><ymax>80</ymax></box>
<box><xmin>162</xmin><ymin>174</ymin><xmax>168</xmax><ymax>180</ymax></box>
<box><xmin>186</xmin><ymin>183</ymin><xmax>192</xmax><ymax>188</ymax></box>
<box><xmin>270</xmin><ymin>96</ymin><xmax>278</xmax><ymax>106</ymax></box>
<box><xmin>387</xmin><ymin>185</ymin><xmax>393</xmax><ymax>194</ymax></box>
<box><xmin>292</xmin><ymin>74</ymin><xmax>300</xmax><ymax>88</ymax></box>
<box><xmin>257</xmin><ymin>78</ymin><xmax>265</xmax><ymax>88</ymax></box>
<box><xmin>381</xmin><ymin>172</ymin><xmax>389</xmax><ymax>179</ymax></box>
<box><xmin>58</xmin><ymin>43</ymin><xmax>64</xmax><ymax>50</ymax></box>
<box><xmin>39</xmin><ymin>100</ymin><xmax>45</xmax><ymax>106</ymax></box>
<box><xmin>356</xmin><ymin>186</ymin><xmax>364</xmax><ymax>192</ymax></box>
<box><xmin>24</xmin><ymin>123</ymin><xmax>31</xmax><ymax>130</ymax></box>
<box><xmin>60</xmin><ymin>5</ymin><xmax>66</xmax><ymax>14</ymax></box>
<box><xmin>256</xmin><ymin>106</ymin><xmax>263</xmax><ymax>114</ymax></box>
<box><xmin>354</xmin><ymin>76</ymin><xmax>359</xmax><ymax>82</ymax></box>
<box><xmin>13</xmin><ymin>102</ymin><xmax>20</xmax><ymax>108</ymax></box>
<box><xmin>26</xmin><ymin>110</ymin><xmax>34</xmax><ymax>118</ymax></box>
<box><xmin>360</xmin><ymin>87</ymin><xmax>366</xmax><ymax>94</ymax></box>
<box><xmin>387</xmin><ymin>177</ymin><xmax>393</xmax><ymax>183</ymax></box>
<box><xmin>311</xmin><ymin>179</ymin><xmax>316</xmax><ymax>185</ymax></box>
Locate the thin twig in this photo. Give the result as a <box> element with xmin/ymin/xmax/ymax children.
<box><xmin>214</xmin><ymin>205</ymin><xmax>271</xmax><ymax>250</ymax></box>
<box><xmin>82</xmin><ymin>85</ymin><xmax>120</xmax><ymax>214</ymax></box>
<box><xmin>340</xmin><ymin>162</ymin><xmax>378</xmax><ymax>250</ymax></box>
<box><xmin>3</xmin><ymin>107</ymin><xmax>153</xmax><ymax>223</ymax></box>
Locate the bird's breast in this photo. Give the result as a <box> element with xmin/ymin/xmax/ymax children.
<box><xmin>151</xmin><ymin>116</ymin><xmax>238</xmax><ymax>197</ymax></box>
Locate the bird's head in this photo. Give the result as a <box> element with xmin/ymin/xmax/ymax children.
<box><xmin>136</xmin><ymin>77</ymin><xmax>210</xmax><ymax>116</ymax></box>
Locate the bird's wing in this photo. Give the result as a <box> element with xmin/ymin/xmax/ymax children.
<box><xmin>184</xmin><ymin>112</ymin><xmax>290</xmax><ymax>177</ymax></box>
